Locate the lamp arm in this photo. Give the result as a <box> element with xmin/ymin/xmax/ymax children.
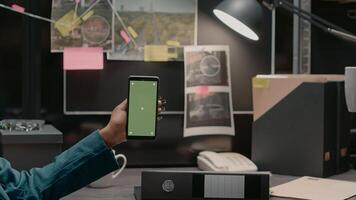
<box><xmin>279</xmin><ymin>0</ymin><xmax>351</xmax><ymax>34</ymax></box>
<box><xmin>279</xmin><ymin>2</ymin><xmax>330</xmax><ymax>32</ymax></box>
<box><xmin>328</xmin><ymin>28</ymin><xmax>356</xmax><ymax>43</ymax></box>
<box><xmin>260</xmin><ymin>0</ymin><xmax>356</xmax><ymax>44</ymax></box>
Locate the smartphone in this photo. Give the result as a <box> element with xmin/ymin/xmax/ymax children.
<box><xmin>127</xmin><ymin>76</ymin><xmax>159</xmax><ymax>140</ymax></box>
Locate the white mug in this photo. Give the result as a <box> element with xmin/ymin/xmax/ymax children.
<box><xmin>89</xmin><ymin>150</ymin><xmax>127</xmax><ymax>188</ymax></box>
<box><xmin>345</xmin><ymin>67</ymin><xmax>356</xmax><ymax>112</ymax></box>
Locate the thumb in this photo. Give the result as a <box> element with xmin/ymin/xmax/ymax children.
<box><xmin>117</xmin><ymin>99</ymin><xmax>128</xmax><ymax>110</ymax></box>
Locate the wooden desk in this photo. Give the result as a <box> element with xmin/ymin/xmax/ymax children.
<box><xmin>61</xmin><ymin>168</ymin><xmax>356</xmax><ymax>200</ymax></box>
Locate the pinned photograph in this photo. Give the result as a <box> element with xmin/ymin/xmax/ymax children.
<box><xmin>184</xmin><ymin>46</ymin><xmax>234</xmax><ymax>137</ymax></box>
<box><xmin>185</xmin><ymin>48</ymin><xmax>229</xmax><ymax>87</ymax></box>
<box><xmin>186</xmin><ymin>92</ymin><xmax>232</xmax><ymax>128</ymax></box>
<box><xmin>107</xmin><ymin>0</ymin><xmax>197</xmax><ymax>61</ymax></box>
<box><xmin>51</xmin><ymin>0</ymin><xmax>113</xmax><ymax>52</ymax></box>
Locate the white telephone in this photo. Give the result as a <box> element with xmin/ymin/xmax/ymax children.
<box><xmin>197</xmin><ymin>151</ymin><xmax>258</xmax><ymax>172</ymax></box>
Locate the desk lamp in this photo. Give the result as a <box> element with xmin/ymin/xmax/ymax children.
<box><xmin>213</xmin><ymin>0</ymin><xmax>356</xmax><ymax>43</ymax></box>
<box><xmin>214</xmin><ymin>0</ymin><xmax>356</xmax><ymax>112</ymax></box>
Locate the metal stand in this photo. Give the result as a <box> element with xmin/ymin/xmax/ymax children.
<box><xmin>292</xmin><ymin>0</ymin><xmax>311</xmax><ymax>74</ymax></box>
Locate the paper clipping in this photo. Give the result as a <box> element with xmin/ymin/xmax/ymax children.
<box><xmin>184</xmin><ymin>46</ymin><xmax>235</xmax><ymax>137</ymax></box>
<box><xmin>51</xmin><ymin>0</ymin><xmax>113</xmax><ymax>52</ymax></box>
<box><xmin>107</xmin><ymin>0</ymin><xmax>197</xmax><ymax>61</ymax></box>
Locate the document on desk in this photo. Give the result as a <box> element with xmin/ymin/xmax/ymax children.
<box><xmin>270</xmin><ymin>176</ymin><xmax>356</xmax><ymax>200</ymax></box>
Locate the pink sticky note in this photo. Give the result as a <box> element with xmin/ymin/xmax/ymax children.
<box><xmin>196</xmin><ymin>86</ymin><xmax>209</xmax><ymax>95</ymax></box>
<box><xmin>64</xmin><ymin>47</ymin><xmax>104</xmax><ymax>70</ymax></box>
<box><xmin>11</xmin><ymin>4</ymin><xmax>25</xmax><ymax>13</ymax></box>
<box><xmin>120</xmin><ymin>30</ymin><xmax>131</xmax><ymax>44</ymax></box>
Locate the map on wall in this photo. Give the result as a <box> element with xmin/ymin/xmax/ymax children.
<box><xmin>51</xmin><ymin>0</ymin><xmax>113</xmax><ymax>52</ymax></box>
<box><xmin>107</xmin><ymin>0</ymin><xmax>197</xmax><ymax>61</ymax></box>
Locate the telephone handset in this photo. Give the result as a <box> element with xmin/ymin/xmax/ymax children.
<box><xmin>197</xmin><ymin>151</ymin><xmax>258</xmax><ymax>172</ymax></box>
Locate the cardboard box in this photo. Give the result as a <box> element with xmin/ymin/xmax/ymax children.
<box><xmin>252</xmin><ymin>75</ymin><xmax>350</xmax><ymax>177</ymax></box>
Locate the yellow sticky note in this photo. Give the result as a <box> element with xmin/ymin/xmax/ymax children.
<box><xmin>144</xmin><ymin>45</ymin><xmax>169</xmax><ymax>62</ymax></box>
<box><xmin>168</xmin><ymin>53</ymin><xmax>178</xmax><ymax>59</ymax></box>
<box><xmin>167</xmin><ymin>47</ymin><xmax>178</xmax><ymax>59</ymax></box>
<box><xmin>166</xmin><ymin>40</ymin><xmax>180</xmax><ymax>47</ymax></box>
<box><xmin>127</xmin><ymin>26</ymin><xmax>138</xmax><ymax>39</ymax></box>
<box><xmin>253</xmin><ymin>78</ymin><xmax>270</xmax><ymax>88</ymax></box>
<box><xmin>55</xmin><ymin>10</ymin><xmax>82</xmax><ymax>37</ymax></box>
<box><xmin>82</xmin><ymin>10</ymin><xmax>94</xmax><ymax>21</ymax></box>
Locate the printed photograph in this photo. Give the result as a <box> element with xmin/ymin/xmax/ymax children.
<box><xmin>107</xmin><ymin>0</ymin><xmax>197</xmax><ymax>61</ymax></box>
<box><xmin>186</xmin><ymin>92</ymin><xmax>232</xmax><ymax>128</ymax></box>
<box><xmin>51</xmin><ymin>0</ymin><xmax>113</xmax><ymax>52</ymax></box>
<box><xmin>185</xmin><ymin>50</ymin><xmax>229</xmax><ymax>87</ymax></box>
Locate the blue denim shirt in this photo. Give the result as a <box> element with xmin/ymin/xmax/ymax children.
<box><xmin>0</xmin><ymin>130</ymin><xmax>119</xmax><ymax>200</ymax></box>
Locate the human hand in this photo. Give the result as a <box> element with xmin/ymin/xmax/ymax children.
<box><xmin>100</xmin><ymin>98</ymin><xmax>166</xmax><ymax>148</ymax></box>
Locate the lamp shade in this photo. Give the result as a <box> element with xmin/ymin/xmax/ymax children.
<box><xmin>214</xmin><ymin>0</ymin><xmax>263</xmax><ymax>41</ymax></box>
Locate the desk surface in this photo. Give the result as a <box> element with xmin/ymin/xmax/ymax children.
<box><xmin>61</xmin><ymin>168</ymin><xmax>356</xmax><ymax>200</ymax></box>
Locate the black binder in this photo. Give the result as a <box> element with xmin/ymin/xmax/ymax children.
<box><xmin>335</xmin><ymin>82</ymin><xmax>351</xmax><ymax>173</ymax></box>
<box><xmin>134</xmin><ymin>171</ymin><xmax>270</xmax><ymax>200</ymax></box>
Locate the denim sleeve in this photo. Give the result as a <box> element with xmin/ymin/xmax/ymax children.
<box><xmin>0</xmin><ymin>130</ymin><xmax>119</xmax><ymax>200</ymax></box>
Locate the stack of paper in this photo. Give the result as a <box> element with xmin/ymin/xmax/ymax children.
<box><xmin>270</xmin><ymin>176</ymin><xmax>356</xmax><ymax>200</ymax></box>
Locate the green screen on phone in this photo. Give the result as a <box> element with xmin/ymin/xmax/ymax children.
<box><xmin>128</xmin><ymin>80</ymin><xmax>158</xmax><ymax>137</ymax></box>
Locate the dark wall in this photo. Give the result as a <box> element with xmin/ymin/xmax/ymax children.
<box><xmin>0</xmin><ymin>0</ymin><xmax>271</xmax><ymax>166</ymax></box>
<box><xmin>311</xmin><ymin>1</ymin><xmax>356</xmax><ymax>74</ymax></box>
<box><xmin>275</xmin><ymin>7</ymin><xmax>293</xmax><ymax>74</ymax></box>
<box><xmin>274</xmin><ymin>1</ymin><xmax>356</xmax><ymax>74</ymax></box>
<box><xmin>0</xmin><ymin>0</ymin><xmax>23</xmax><ymax>118</ymax></box>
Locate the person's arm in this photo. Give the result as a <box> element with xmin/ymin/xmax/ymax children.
<box><xmin>0</xmin><ymin>100</ymin><xmax>131</xmax><ymax>200</ymax></box>
<box><xmin>0</xmin><ymin>131</ymin><xmax>119</xmax><ymax>200</ymax></box>
<box><xmin>0</xmin><ymin>99</ymin><xmax>164</xmax><ymax>200</ymax></box>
